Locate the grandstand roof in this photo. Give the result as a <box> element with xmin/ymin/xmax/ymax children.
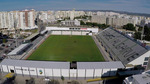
<box><xmin>131</xmin><ymin>73</ymin><xmax>150</xmax><ymax>84</ymax></box>
<box><xmin>7</xmin><ymin>43</ymin><xmax>29</xmax><ymax>56</ymax></box>
<box><xmin>77</xmin><ymin>61</ymin><xmax>124</xmax><ymax>69</ymax></box>
<box><xmin>0</xmin><ymin>59</ymin><xmax>70</xmax><ymax>69</ymax></box>
<box><xmin>24</xmin><ymin>33</ymin><xmax>39</xmax><ymax>41</ymax></box>
<box><xmin>40</xmin><ymin>30</ymin><xmax>47</xmax><ymax>35</ymax></box>
<box><xmin>97</xmin><ymin>27</ymin><xmax>148</xmax><ymax>65</ymax></box>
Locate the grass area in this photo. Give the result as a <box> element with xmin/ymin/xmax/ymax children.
<box><xmin>27</xmin><ymin>35</ymin><xmax>104</xmax><ymax>62</ymax></box>
<box><xmin>24</xmin><ymin>29</ymin><xmax>38</xmax><ymax>33</ymax></box>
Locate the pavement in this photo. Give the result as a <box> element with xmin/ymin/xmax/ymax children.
<box><xmin>0</xmin><ymin>71</ymin><xmax>104</xmax><ymax>84</ymax></box>
<box><xmin>0</xmin><ymin>73</ymin><xmax>91</xmax><ymax>84</ymax></box>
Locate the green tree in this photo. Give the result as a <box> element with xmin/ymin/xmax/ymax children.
<box><xmin>80</xmin><ymin>20</ymin><xmax>86</xmax><ymax>25</ymax></box>
<box><xmin>123</xmin><ymin>23</ymin><xmax>135</xmax><ymax>31</ymax></box>
<box><xmin>143</xmin><ymin>26</ymin><xmax>150</xmax><ymax>41</ymax></box>
<box><xmin>2</xmin><ymin>39</ymin><xmax>6</xmax><ymax>43</ymax></box>
<box><xmin>134</xmin><ymin>32</ymin><xmax>141</xmax><ymax>39</ymax></box>
<box><xmin>138</xmin><ymin>27</ymin><xmax>143</xmax><ymax>31</ymax></box>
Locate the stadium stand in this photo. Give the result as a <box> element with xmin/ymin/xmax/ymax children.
<box><xmin>96</xmin><ymin>27</ymin><xmax>150</xmax><ymax>66</ymax></box>
<box><xmin>40</xmin><ymin>30</ymin><xmax>48</xmax><ymax>35</ymax></box>
<box><xmin>51</xmin><ymin>30</ymin><xmax>90</xmax><ymax>35</ymax></box>
<box><xmin>0</xmin><ymin>59</ymin><xmax>124</xmax><ymax>78</ymax></box>
<box><xmin>24</xmin><ymin>33</ymin><xmax>39</xmax><ymax>43</ymax></box>
<box><xmin>7</xmin><ymin>43</ymin><xmax>31</xmax><ymax>56</ymax></box>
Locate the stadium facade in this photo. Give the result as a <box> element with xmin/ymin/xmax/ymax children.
<box><xmin>0</xmin><ymin>59</ymin><xmax>124</xmax><ymax>79</ymax></box>
<box><xmin>46</xmin><ymin>27</ymin><xmax>98</xmax><ymax>35</ymax></box>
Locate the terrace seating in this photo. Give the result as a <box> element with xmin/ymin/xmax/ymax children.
<box><xmin>96</xmin><ymin>27</ymin><xmax>148</xmax><ymax>65</ymax></box>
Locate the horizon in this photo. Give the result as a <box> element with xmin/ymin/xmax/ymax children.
<box><xmin>0</xmin><ymin>0</ymin><xmax>150</xmax><ymax>14</ymax></box>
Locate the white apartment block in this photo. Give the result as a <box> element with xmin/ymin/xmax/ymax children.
<box><xmin>70</xmin><ymin>10</ymin><xmax>75</xmax><ymax>20</ymax></box>
<box><xmin>92</xmin><ymin>15</ymin><xmax>137</xmax><ymax>27</ymax></box>
<box><xmin>18</xmin><ymin>9</ymin><xmax>36</xmax><ymax>30</ymax></box>
<box><xmin>0</xmin><ymin>12</ymin><xmax>8</xmax><ymax>28</ymax></box>
<box><xmin>0</xmin><ymin>9</ymin><xmax>36</xmax><ymax>30</ymax></box>
<box><xmin>54</xmin><ymin>10</ymin><xmax>85</xmax><ymax>19</ymax></box>
<box><xmin>19</xmin><ymin>12</ymin><xmax>25</xmax><ymax>29</ymax></box>
<box><xmin>97</xmin><ymin>11</ymin><xmax>120</xmax><ymax>16</ymax></box>
<box><xmin>7</xmin><ymin>12</ymin><xmax>14</xmax><ymax>29</ymax></box>
<box><xmin>61</xmin><ymin>19</ymin><xmax>80</xmax><ymax>26</ymax></box>
<box><xmin>91</xmin><ymin>15</ymin><xmax>107</xmax><ymax>24</ymax></box>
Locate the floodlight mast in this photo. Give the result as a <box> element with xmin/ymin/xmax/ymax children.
<box><xmin>36</xmin><ymin>12</ymin><xmax>46</xmax><ymax>34</ymax></box>
<box><xmin>141</xmin><ymin>25</ymin><xmax>145</xmax><ymax>43</ymax></box>
<box><xmin>14</xmin><ymin>19</ymin><xmax>18</xmax><ymax>47</ymax></box>
<box><xmin>37</xmin><ymin>12</ymin><xmax>43</xmax><ymax>34</ymax></box>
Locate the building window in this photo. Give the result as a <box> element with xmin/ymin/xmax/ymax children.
<box><xmin>143</xmin><ymin>62</ymin><xmax>148</xmax><ymax>65</ymax></box>
<box><xmin>144</xmin><ymin>57</ymin><xmax>149</xmax><ymax>61</ymax></box>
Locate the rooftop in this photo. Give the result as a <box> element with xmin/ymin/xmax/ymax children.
<box><xmin>77</xmin><ymin>61</ymin><xmax>124</xmax><ymax>69</ymax></box>
<box><xmin>132</xmin><ymin>73</ymin><xmax>150</xmax><ymax>84</ymax></box>
<box><xmin>0</xmin><ymin>59</ymin><xmax>70</xmax><ymax>69</ymax></box>
<box><xmin>7</xmin><ymin>43</ymin><xmax>30</xmax><ymax>56</ymax></box>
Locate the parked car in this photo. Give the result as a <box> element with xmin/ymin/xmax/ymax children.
<box><xmin>4</xmin><ymin>50</ymin><xmax>9</xmax><ymax>54</ymax></box>
<box><xmin>1</xmin><ymin>44</ymin><xmax>5</xmax><ymax>47</ymax></box>
<box><xmin>0</xmin><ymin>57</ymin><xmax>3</xmax><ymax>60</ymax></box>
<box><xmin>11</xmin><ymin>48</ymin><xmax>14</xmax><ymax>50</ymax></box>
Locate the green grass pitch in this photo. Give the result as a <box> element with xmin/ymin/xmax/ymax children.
<box><xmin>27</xmin><ymin>35</ymin><xmax>105</xmax><ymax>62</ymax></box>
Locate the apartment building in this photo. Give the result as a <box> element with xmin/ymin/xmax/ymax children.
<box><xmin>92</xmin><ymin>15</ymin><xmax>137</xmax><ymax>27</ymax></box>
<box><xmin>91</xmin><ymin>15</ymin><xmax>107</xmax><ymax>24</ymax></box>
<box><xmin>0</xmin><ymin>9</ymin><xmax>36</xmax><ymax>30</ymax></box>
<box><xmin>19</xmin><ymin>9</ymin><xmax>36</xmax><ymax>29</ymax></box>
<box><xmin>61</xmin><ymin>19</ymin><xmax>80</xmax><ymax>26</ymax></box>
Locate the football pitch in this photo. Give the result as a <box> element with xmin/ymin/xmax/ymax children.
<box><xmin>27</xmin><ymin>35</ymin><xmax>104</xmax><ymax>62</ymax></box>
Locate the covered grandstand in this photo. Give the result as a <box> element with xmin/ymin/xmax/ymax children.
<box><xmin>24</xmin><ymin>33</ymin><xmax>39</xmax><ymax>43</ymax></box>
<box><xmin>46</xmin><ymin>27</ymin><xmax>98</xmax><ymax>35</ymax></box>
<box><xmin>0</xmin><ymin>59</ymin><xmax>124</xmax><ymax>79</ymax></box>
<box><xmin>96</xmin><ymin>27</ymin><xmax>150</xmax><ymax>66</ymax></box>
<box><xmin>7</xmin><ymin>43</ymin><xmax>31</xmax><ymax>56</ymax></box>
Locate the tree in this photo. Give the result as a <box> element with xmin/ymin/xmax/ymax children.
<box><xmin>134</xmin><ymin>32</ymin><xmax>141</xmax><ymax>39</ymax></box>
<box><xmin>80</xmin><ymin>20</ymin><xmax>86</xmax><ymax>25</ymax></box>
<box><xmin>123</xmin><ymin>23</ymin><xmax>135</xmax><ymax>31</ymax></box>
<box><xmin>2</xmin><ymin>39</ymin><xmax>6</xmax><ymax>43</ymax></box>
<box><xmin>138</xmin><ymin>27</ymin><xmax>143</xmax><ymax>31</ymax></box>
<box><xmin>143</xmin><ymin>26</ymin><xmax>150</xmax><ymax>41</ymax></box>
<box><xmin>144</xmin><ymin>26</ymin><xmax>150</xmax><ymax>35</ymax></box>
<box><xmin>134</xmin><ymin>26</ymin><xmax>150</xmax><ymax>41</ymax></box>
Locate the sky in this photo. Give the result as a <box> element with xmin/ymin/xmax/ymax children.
<box><xmin>0</xmin><ymin>0</ymin><xmax>150</xmax><ymax>14</ymax></box>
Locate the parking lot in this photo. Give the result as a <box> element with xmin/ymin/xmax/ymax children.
<box><xmin>0</xmin><ymin>38</ymin><xmax>24</xmax><ymax>60</ymax></box>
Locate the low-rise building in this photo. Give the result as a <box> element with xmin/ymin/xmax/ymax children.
<box><xmin>124</xmin><ymin>72</ymin><xmax>150</xmax><ymax>84</ymax></box>
<box><xmin>61</xmin><ymin>20</ymin><xmax>80</xmax><ymax>26</ymax></box>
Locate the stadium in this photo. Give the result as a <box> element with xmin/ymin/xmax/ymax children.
<box><xmin>0</xmin><ymin>27</ymin><xmax>150</xmax><ymax>79</ymax></box>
